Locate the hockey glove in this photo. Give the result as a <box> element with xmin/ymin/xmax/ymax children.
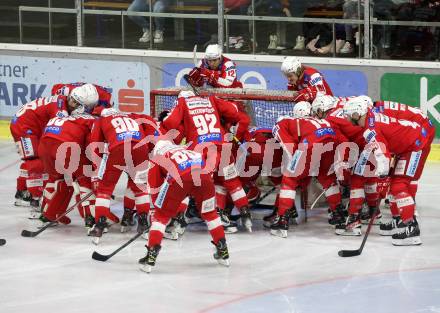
<box><xmin>188</xmin><ymin>67</ymin><xmax>203</xmax><ymax>86</ymax></box>
<box><xmin>199</xmin><ymin>68</ymin><xmax>219</xmax><ymax>85</ymax></box>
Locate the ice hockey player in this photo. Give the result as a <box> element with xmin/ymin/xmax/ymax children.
<box><xmin>37</xmin><ymin>89</ymin><xmax>97</xmax><ymax>228</ymax></box>
<box><xmin>281</xmin><ymin>56</ymin><xmax>333</xmax><ymax>103</ymax></box>
<box><xmin>88</xmin><ymin>108</ymin><xmax>151</xmax><ymax>244</ymax></box>
<box><xmin>343</xmin><ymin>97</ymin><xmax>434</xmax><ymax>245</ymax></box>
<box><xmin>161</xmin><ymin>90</ymin><xmax>252</xmax><ymax>233</ymax></box>
<box><xmin>51</xmin><ymin>82</ymin><xmax>113</xmax><ymax>107</ymax></box>
<box><xmin>8</xmin><ymin>92</ymin><xmax>72</xmax><ymax>211</ymax></box>
<box><xmin>312</xmin><ymin>95</ymin><xmax>380</xmax><ymax>235</ymax></box>
<box><xmin>187</xmin><ymin>44</ymin><xmax>243</xmax><ymax>89</ymax></box>
<box><xmin>372</xmin><ymin>99</ymin><xmax>435</xmax><ymax>236</ymax></box>
<box><xmin>271</xmin><ymin>114</ymin><xmax>342</xmax><ymax>238</ymax></box>
<box><xmin>139</xmin><ymin>138</ymin><xmax>229</xmax><ymax>273</ymax></box>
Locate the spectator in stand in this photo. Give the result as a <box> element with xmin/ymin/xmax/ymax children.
<box><xmin>128</xmin><ymin>0</ymin><xmax>169</xmax><ymax>43</ymax></box>
<box><xmin>340</xmin><ymin>0</ymin><xmax>364</xmax><ymax>54</ymax></box>
<box><xmin>224</xmin><ymin>0</ymin><xmax>251</xmax><ymax>51</ymax></box>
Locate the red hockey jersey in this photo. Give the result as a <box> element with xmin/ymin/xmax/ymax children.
<box><xmin>10</xmin><ymin>95</ymin><xmax>69</xmax><ymax>138</ymax></box>
<box><xmin>362</xmin><ymin>110</ymin><xmax>429</xmax><ymax>156</ymax></box>
<box><xmin>161</xmin><ymin>95</ymin><xmax>250</xmax><ymax>148</ymax></box>
<box><xmin>288</xmin><ymin>66</ymin><xmax>333</xmax><ymax>102</ymax></box>
<box><xmin>197</xmin><ymin>56</ymin><xmax>243</xmax><ymax>88</ymax></box>
<box><xmin>43</xmin><ymin>114</ymin><xmax>95</xmax><ymax>148</ymax></box>
<box><xmin>373</xmin><ymin>100</ymin><xmax>432</xmax><ymax>127</ymax></box>
<box><xmin>90</xmin><ymin>109</ymin><xmax>147</xmax><ymax>152</ymax></box>
<box><xmin>51</xmin><ymin>82</ymin><xmax>113</xmax><ymax>107</ymax></box>
<box><xmin>325</xmin><ymin>108</ymin><xmax>364</xmax><ymax>146</ymax></box>
<box><xmin>273</xmin><ymin>116</ymin><xmax>337</xmax><ymax>154</ymax></box>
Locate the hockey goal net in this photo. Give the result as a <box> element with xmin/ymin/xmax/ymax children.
<box><xmin>150</xmin><ymin>87</ymin><xmax>298</xmax><ymax>128</ymax></box>
<box><xmin>150</xmin><ymin>87</ymin><xmax>327</xmax><ymax>212</ymax></box>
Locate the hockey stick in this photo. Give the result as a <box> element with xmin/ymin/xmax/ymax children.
<box><xmin>310</xmin><ymin>188</ymin><xmax>326</xmax><ymax>210</ymax></box>
<box><xmin>21</xmin><ymin>191</ymin><xmax>94</xmax><ymax>238</ymax></box>
<box><xmin>254</xmin><ymin>186</ymin><xmax>277</xmax><ymax>205</ymax></box>
<box><xmin>193</xmin><ymin>44</ymin><xmax>198</xmax><ymax>66</ymax></box>
<box><xmin>338</xmin><ymin>207</ymin><xmax>377</xmax><ymax>257</ymax></box>
<box><xmin>92</xmin><ymin>232</ymin><xmax>143</xmax><ymax>262</ymax></box>
<box><xmin>0</xmin><ymin>239</ymin><xmax>6</xmax><ymax>246</ymax></box>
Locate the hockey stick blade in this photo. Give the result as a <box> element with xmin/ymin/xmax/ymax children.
<box><xmin>338</xmin><ymin>249</ymin><xmax>361</xmax><ymax>257</ymax></box>
<box><xmin>92</xmin><ymin>232</ymin><xmax>143</xmax><ymax>262</ymax></box>
<box><xmin>91</xmin><ymin>251</ymin><xmax>110</xmax><ymax>262</ymax></box>
<box><xmin>337</xmin><ymin>207</ymin><xmax>378</xmax><ymax>258</ymax></box>
<box><xmin>21</xmin><ymin>229</ymin><xmax>40</xmax><ymax>237</ymax></box>
<box><xmin>0</xmin><ymin>239</ymin><xmax>6</xmax><ymax>246</ymax></box>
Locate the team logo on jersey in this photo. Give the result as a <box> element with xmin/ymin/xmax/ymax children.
<box><xmin>407</xmin><ymin>151</ymin><xmax>422</xmax><ymax>177</ymax></box>
<box><xmin>364</xmin><ymin>129</ymin><xmax>376</xmax><ymax>143</ymax></box>
<box><xmin>178</xmin><ymin>158</ymin><xmax>203</xmax><ymax>171</ymax></box>
<box><xmin>20</xmin><ymin>137</ymin><xmax>34</xmax><ymax>157</ymax></box>
<box><xmin>368</xmin><ymin>117</ymin><xmax>375</xmax><ymax>127</ymax></box>
<box><xmin>57</xmin><ymin>97</ymin><xmax>64</xmax><ymax>109</ymax></box>
<box><xmin>116</xmin><ymin>131</ymin><xmax>141</xmax><ymax>141</ymax></box>
<box><xmin>314</xmin><ymin>127</ymin><xmax>335</xmax><ymax>138</ymax></box>
<box><xmin>44</xmin><ymin>126</ymin><xmax>61</xmax><ymax>135</ymax></box>
<box><xmin>198</xmin><ymin>133</ymin><xmax>221</xmax><ymax>143</ymax></box>
<box><xmin>309</xmin><ymin>73</ymin><xmax>323</xmax><ymax>85</ymax></box>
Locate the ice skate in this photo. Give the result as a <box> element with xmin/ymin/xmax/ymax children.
<box><xmin>120</xmin><ymin>208</ymin><xmax>136</xmax><ymax>233</ymax></box>
<box><xmin>263</xmin><ymin>207</ymin><xmax>277</xmax><ymax>228</ymax></box>
<box><xmin>240</xmin><ymin>206</ymin><xmax>252</xmax><ymax>232</ymax></box>
<box><xmin>173</xmin><ymin>213</ymin><xmax>187</xmax><ymax>236</ymax></box>
<box><xmin>137</xmin><ymin>213</ymin><xmax>150</xmax><ymax>240</ymax></box>
<box><xmin>163</xmin><ymin>221</ymin><xmax>179</xmax><ymax>240</ymax></box>
<box><xmin>29</xmin><ymin>198</ymin><xmax>41</xmax><ymax>219</ymax></box>
<box><xmin>335</xmin><ymin>214</ymin><xmax>362</xmax><ymax>236</ymax></box>
<box><xmin>392</xmin><ymin>218</ymin><xmax>422</xmax><ymax>246</ymax></box>
<box><xmin>379</xmin><ymin>216</ymin><xmax>401</xmax><ymax>236</ymax></box>
<box><xmin>37</xmin><ymin>214</ymin><xmax>58</xmax><ymax>229</ymax></box>
<box><xmin>14</xmin><ymin>190</ymin><xmax>32</xmax><ymax>207</ymax></box>
<box><xmin>212</xmin><ymin>238</ymin><xmax>230</xmax><ymax>267</ymax></box>
<box><xmin>89</xmin><ymin>216</ymin><xmax>108</xmax><ymax>245</ymax></box>
<box><xmin>360</xmin><ymin>205</ymin><xmax>382</xmax><ymax>225</ymax></box>
<box><xmin>139</xmin><ymin>245</ymin><xmax>161</xmax><ymax>273</ymax></box>
<box><xmin>84</xmin><ymin>215</ymin><xmax>95</xmax><ymax>234</ymax></box>
<box><xmin>218</xmin><ymin>209</ymin><xmax>238</xmax><ymax>234</ymax></box>
<box><xmin>328</xmin><ymin>205</ymin><xmax>346</xmax><ymax>226</ymax></box>
<box><xmin>270</xmin><ymin>213</ymin><xmax>289</xmax><ymax>238</ymax></box>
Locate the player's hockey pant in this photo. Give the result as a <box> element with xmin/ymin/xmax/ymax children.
<box><xmin>389</xmin><ymin>142</ymin><xmax>431</xmax><ymax>222</ymax></box>
<box><xmin>94</xmin><ymin>144</ymin><xmax>149</xmax><ymax>223</ymax></box>
<box><xmin>347</xmin><ymin>176</ymin><xmax>379</xmax><ymax>214</ymax></box>
<box><xmin>148</xmin><ymin>172</ymin><xmax>224</xmax><ymax>248</ymax></box>
<box><xmin>278</xmin><ymin>149</ymin><xmax>341</xmax><ymax>216</ymax></box>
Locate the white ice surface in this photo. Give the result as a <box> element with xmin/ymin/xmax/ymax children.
<box><xmin>1</xmin><ymin>141</ymin><xmax>440</xmax><ymax>313</ymax></box>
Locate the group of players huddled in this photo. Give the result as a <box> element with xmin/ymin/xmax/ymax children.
<box><xmin>9</xmin><ymin>44</ymin><xmax>434</xmax><ymax>273</ymax></box>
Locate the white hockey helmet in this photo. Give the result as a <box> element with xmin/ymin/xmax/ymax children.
<box><xmin>343</xmin><ymin>95</ymin><xmax>372</xmax><ymax>117</ymax></box>
<box><xmin>281</xmin><ymin>56</ymin><xmax>303</xmax><ymax>77</ymax></box>
<box><xmin>292</xmin><ymin>101</ymin><xmax>311</xmax><ymax>118</ymax></box>
<box><xmin>178</xmin><ymin>90</ymin><xmax>195</xmax><ymax>98</ymax></box>
<box><xmin>312</xmin><ymin>95</ymin><xmax>336</xmax><ymax>113</ymax></box>
<box><xmin>70</xmin><ymin>83</ymin><xmax>99</xmax><ymax>110</ymax></box>
<box><xmin>204</xmin><ymin>44</ymin><xmax>222</xmax><ymax>60</ymax></box>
